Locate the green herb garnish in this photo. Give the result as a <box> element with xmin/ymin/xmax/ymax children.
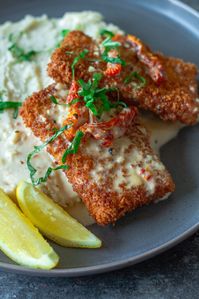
<box><xmin>0</xmin><ymin>90</ymin><xmax>22</xmax><ymax>119</ymax></box>
<box><xmin>32</xmin><ymin>164</ymin><xmax>69</xmax><ymax>186</ymax></box>
<box><xmin>78</xmin><ymin>74</ymin><xmax>127</xmax><ymax>115</ymax></box>
<box><xmin>61</xmin><ymin>29</ymin><xmax>70</xmax><ymax>38</ymax></box>
<box><xmin>124</xmin><ymin>71</ymin><xmax>146</xmax><ymax>88</ymax></box>
<box><xmin>71</xmin><ymin>49</ymin><xmax>89</xmax><ymax>79</ymax></box>
<box><xmin>27</xmin><ymin>124</ymin><xmax>71</xmax><ymax>186</ymax></box>
<box><xmin>102</xmin><ymin>38</ymin><xmax>121</xmax><ymax>49</ymax></box>
<box><xmin>50</xmin><ymin>95</ymin><xmax>69</xmax><ymax>106</ymax></box>
<box><xmin>9</xmin><ymin>44</ymin><xmax>37</xmax><ymax>62</ymax></box>
<box><xmin>62</xmin><ymin>130</ymin><xmax>84</xmax><ymax>163</ymax></box>
<box><xmin>50</xmin><ymin>95</ymin><xmax>81</xmax><ymax>106</ymax></box>
<box><xmin>56</xmin><ymin>29</ymin><xmax>70</xmax><ymax>48</ymax></box>
<box><xmin>13</xmin><ymin>107</ymin><xmax>19</xmax><ymax>119</ymax></box>
<box><xmin>69</xmin><ymin>98</ymin><xmax>82</xmax><ymax>105</ymax></box>
<box><xmin>8</xmin><ymin>33</ymin><xmax>37</xmax><ymax>62</ymax></box>
<box><xmin>101</xmin><ymin>54</ymin><xmax>126</xmax><ymax>65</ymax></box>
<box><xmin>78</xmin><ymin>73</ymin><xmax>113</xmax><ymax>117</ymax></box>
<box><xmin>100</xmin><ymin>29</ymin><xmax>114</xmax><ymax>38</ymax></box>
<box><xmin>101</xmin><ymin>36</ymin><xmax>125</xmax><ymax>66</ymax></box>
<box><xmin>50</xmin><ymin>95</ymin><xmax>60</xmax><ymax>105</ymax></box>
<box><xmin>0</xmin><ymin>101</ymin><xmax>22</xmax><ymax>110</ymax></box>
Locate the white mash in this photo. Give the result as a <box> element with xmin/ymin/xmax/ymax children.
<box><xmin>0</xmin><ymin>12</ymin><xmax>182</xmax><ymax>226</ymax></box>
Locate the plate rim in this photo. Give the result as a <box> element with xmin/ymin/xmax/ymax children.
<box><xmin>0</xmin><ymin>0</ymin><xmax>199</xmax><ymax>277</ymax></box>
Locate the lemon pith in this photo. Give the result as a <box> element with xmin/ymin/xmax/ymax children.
<box><xmin>0</xmin><ymin>188</ymin><xmax>59</xmax><ymax>269</ymax></box>
<box><xmin>16</xmin><ymin>181</ymin><xmax>102</xmax><ymax>248</ymax></box>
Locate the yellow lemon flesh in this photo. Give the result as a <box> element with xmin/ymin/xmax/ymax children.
<box><xmin>16</xmin><ymin>181</ymin><xmax>102</xmax><ymax>249</ymax></box>
<box><xmin>0</xmin><ymin>188</ymin><xmax>59</xmax><ymax>269</ymax></box>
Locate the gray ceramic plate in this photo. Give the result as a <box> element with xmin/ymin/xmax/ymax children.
<box><xmin>0</xmin><ymin>0</ymin><xmax>199</xmax><ymax>277</ymax></box>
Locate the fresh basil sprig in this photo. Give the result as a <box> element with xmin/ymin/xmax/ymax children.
<box><xmin>56</xmin><ymin>29</ymin><xmax>70</xmax><ymax>48</ymax></box>
<box><xmin>71</xmin><ymin>49</ymin><xmax>89</xmax><ymax>79</ymax></box>
<box><xmin>0</xmin><ymin>101</ymin><xmax>22</xmax><ymax>110</ymax></box>
<box><xmin>0</xmin><ymin>101</ymin><xmax>22</xmax><ymax>119</ymax></box>
<box><xmin>101</xmin><ymin>35</ymin><xmax>125</xmax><ymax>66</ymax></box>
<box><xmin>27</xmin><ymin>124</ymin><xmax>71</xmax><ymax>186</ymax></box>
<box><xmin>50</xmin><ymin>95</ymin><xmax>81</xmax><ymax>106</ymax></box>
<box><xmin>100</xmin><ymin>29</ymin><xmax>114</xmax><ymax>38</ymax></box>
<box><xmin>62</xmin><ymin>131</ymin><xmax>84</xmax><ymax>163</ymax></box>
<box><xmin>78</xmin><ymin>73</ymin><xmax>113</xmax><ymax>117</ymax></box>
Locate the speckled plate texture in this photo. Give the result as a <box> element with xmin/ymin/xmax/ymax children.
<box><xmin>0</xmin><ymin>0</ymin><xmax>199</xmax><ymax>277</ymax></box>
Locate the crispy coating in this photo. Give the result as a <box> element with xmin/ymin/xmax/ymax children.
<box><xmin>20</xmin><ymin>85</ymin><xmax>175</xmax><ymax>225</ymax></box>
<box><xmin>120</xmin><ymin>53</ymin><xmax>198</xmax><ymax>125</ymax></box>
<box><xmin>66</xmin><ymin>128</ymin><xmax>175</xmax><ymax>225</ymax></box>
<box><xmin>48</xmin><ymin>31</ymin><xmax>100</xmax><ymax>84</ymax></box>
<box><xmin>126</xmin><ymin>34</ymin><xmax>166</xmax><ymax>84</ymax></box>
<box><xmin>48</xmin><ymin>31</ymin><xmax>198</xmax><ymax>125</ymax></box>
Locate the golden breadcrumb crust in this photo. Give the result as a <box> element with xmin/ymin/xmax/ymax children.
<box><xmin>20</xmin><ymin>85</ymin><xmax>175</xmax><ymax>225</ymax></box>
<box><xmin>48</xmin><ymin>31</ymin><xmax>198</xmax><ymax>125</ymax></box>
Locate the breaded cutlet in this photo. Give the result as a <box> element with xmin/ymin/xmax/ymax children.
<box><xmin>48</xmin><ymin>31</ymin><xmax>198</xmax><ymax>125</ymax></box>
<box><xmin>20</xmin><ymin>84</ymin><xmax>175</xmax><ymax>225</ymax></box>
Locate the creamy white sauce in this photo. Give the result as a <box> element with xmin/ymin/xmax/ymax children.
<box><xmin>87</xmin><ymin>135</ymin><xmax>165</xmax><ymax>196</ymax></box>
<box><xmin>112</xmin><ymin>144</ymin><xmax>143</xmax><ymax>192</ymax></box>
<box><xmin>140</xmin><ymin>113</ymin><xmax>184</xmax><ymax>153</ymax></box>
<box><xmin>0</xmin><ymin>12</ymin><xmax>185</xmax><ymax>226</ymax></box>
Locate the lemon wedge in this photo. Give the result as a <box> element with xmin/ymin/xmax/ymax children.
<box><xmin>16</xmin><ymin>181</ymin><xmax>102</xmax><ymax>248</ymax></box>
<box><xmin>0</xmin><ymin>188</ymin><xmax>59</xmax><ymax>269</ymax></box>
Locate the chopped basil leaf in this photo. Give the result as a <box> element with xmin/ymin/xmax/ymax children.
<box><xmin>86</xmin><ymin>100</ymin><xmax>98</xmax><ymax>116</ymax></box>
<box><xmin>100</xmin><ymin>29</ymin><xmax>114</xmax><ymax>38</ymax></box>
<box><xmin>0</xmin><ymin>101</ymin><xmax>22</xmax><ymax>113</ymax></box>
<box><xmin>29</xmin><ymin>164</ymin><xmax>69</xmax><ymax>187</ymax></box>
<box><xmin>9</xmin><ymin>45</ymin><xmax>37</xmax><ymax>62</ymax></box>
<box><xmin>61</xmin><ymin>29</ymin><xmax>70</xmax><ymax>38</ymax></box>
<box><xmin>69</xmin><ymin>98</ymin><xmax>82</xmax><ymax>106</ymax></box>
<box><xmin>71</xmin><ymin>49</ymin><xmax>89</xmax><ymax>79</ymax></box>
<box><xmin>62</xmin><ymin>131</ymin><xmax>84</xmax><ymax>163</ymax></box>
<box><xmin>101</xmin><ymin>35</ymin><xmax>126</xmax><ymax>66</ymax></box>
<box><xmin>50</xmin><ymin>95</ymin><xmax>59</xmax><ymax>104</ymax></box>
<box><xmin>124</xmin><ymin>71</ymin><xmax>146</xmax><ymax>88</ymax></box>
<box><xmin>91</xmin><ymin>72</ymin><xmax>102</xmax><ymax>88</ymax></box>
<box><xmin>56</xmin><ymin>29</ymin><xmax>70</xmax><ymax>48</ymax></box>
<box><xmin>8</xmin><ymin>33</ymin><xmax>37</xmax><ymax>62</ymax></box>
<box><xmin>56</xmin><ymin>43</ymin><xmax>61</xmax><ymax>48</ymax></box>
<box><xmin>101</xmin><ymin>52</ymin><xmax>126</xmax><ymax>65</ymax></box>
<box><xmin>78</xmin><ymin>73</ymin><xmax>113</xmax><ymax>117</ymax></box>
<box><xmin>50</xmin><ymin>95</ymin><xmax>68</xmax><ymax>106</ymax></box>
<box><xmin>27</xmin><ymin>124</ymin><xmax>71</xmax><ymax>186</ymax></box>
<box><xmin>50</xmin><ymin>95</ymin><xmax>81</xmax><ymax>106</ymax></box>
<box><xmin>102</xmin><ymin>37</ymin><xmax>121</xmax><ymax>49</ymax></box>
<box><xmin>13</xmin><ymin>107</ymin><xmax>19</xmax><ymax>119</ymax></box>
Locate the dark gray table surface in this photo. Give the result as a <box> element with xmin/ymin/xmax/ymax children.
<box><xmin>0</xmin><ymin>1</ymin><xmax>199</xmax><ymax>298</ymax></box>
